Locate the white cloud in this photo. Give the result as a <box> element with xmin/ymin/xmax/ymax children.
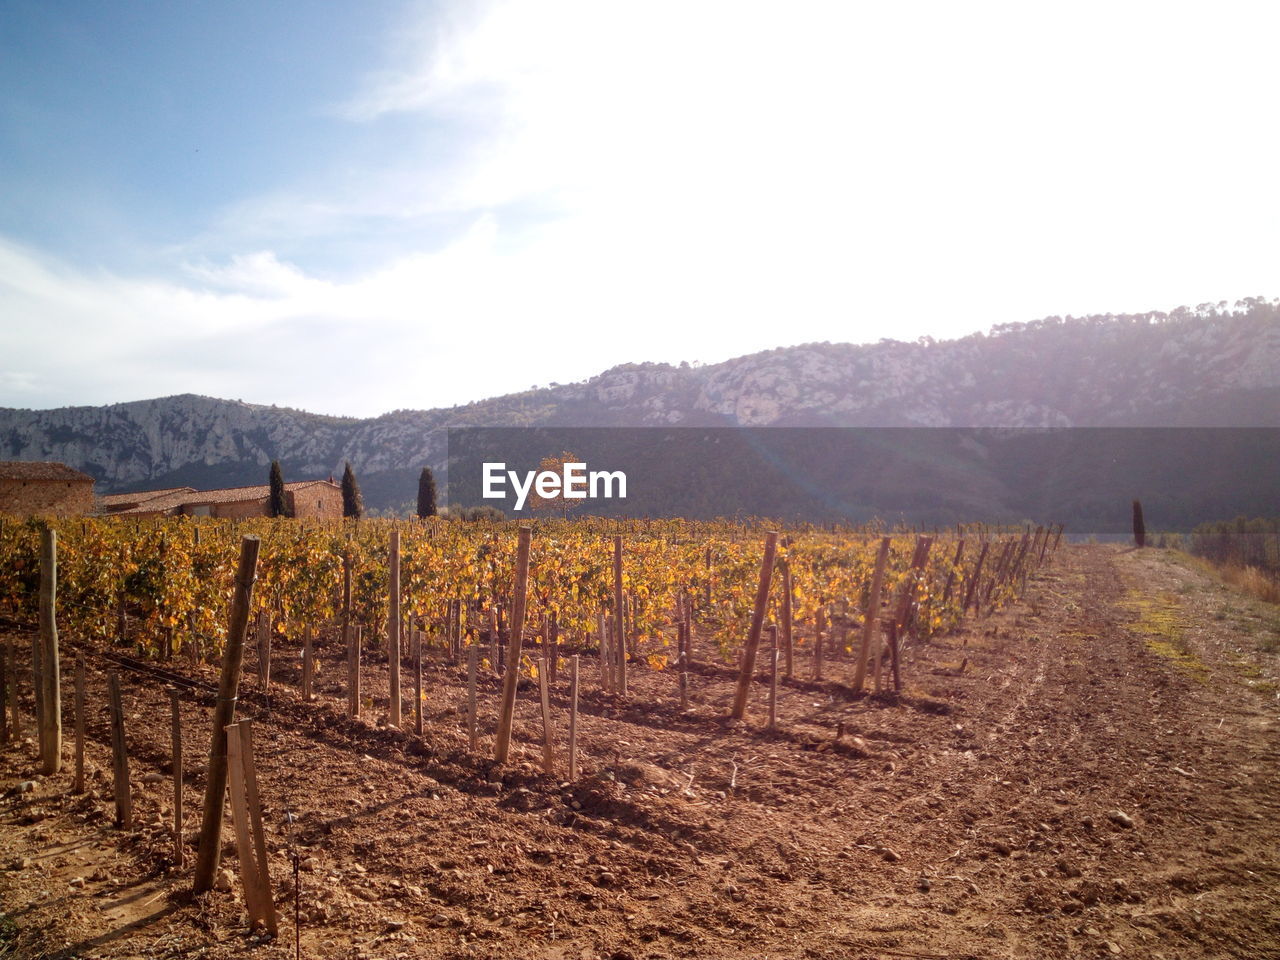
<box><xmin>4</xmin><ymin>1</ymin><xmax>1280</xmax><ymax>416</ymax></box>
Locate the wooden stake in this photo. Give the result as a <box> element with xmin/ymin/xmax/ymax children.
<box><xmin>853</xmin><ymin>537</ymin><xmax>891</xmax><ymax>693</ymax></box>
<box><xmin>963</xmin><ymin>541</ymin><xmax>989</xmax><ymax>614</ymax></box>
<box><xmin>767</xmin><ymin>625</ymin><xmax>779</xmax><ymax>730</ymax></box>
<box><xmin>388</xmin><ymin>529</ymin><xmax>402</xmax><ymax>728</ymax></box>
<box><xmin>729</xmin><ymin>532</ymin><xmax>779</xmax><ymax>721</ymax></box>
<box><xmin>568</xmin><ymin>656</ymin><xmax>580</xmax><ymax>779</ymax></box>
<box><xmin>237</xmin><ymin>720</ymin><xmax>278</xmax><ymax>935</ymax></box>
<box><xmin>413</xmin><ymin>627</ymin><xmax>423</xmax><ymax>736</ymax></box>
<box><xmin>538</xmin><ymin>656</ymin><xmax>554</xmax><ymax>775</ymax></box>
<box><xmin>107</xmin><ymin>670</ymin><xmax>132</xmax><ymax>829</ymax></box>
<box><xmin>225</xmin><ymin>723</ymin><xmax>268</xmax><ymax>929</ymax></box>
<box><xmin>253</xmin><ymin>612</ymin><xmax>267</xmax><ymax>694</ymax></box>
<box><xmin>941</xmin><ymin>539</ymin><xmax>966</xmax><ymax>604</ymax></box>
<box><xmin>814</xmin><ymin>607</ymin><xmax>825</xmax><ymax>681</ymax></box>
<box><xmin>343</xmin><ymin>552</ymin><xmax>357</xmax><ymax>718</ymax></box>
<box><xmin>467</xmin><ymin>644</ymin><xmax>478</xmax><ymax>751</ymax></box>
<box><xmin>193</xmin><ymin>535</ymin><xmax>260</xmax><ymax>895</ymax></box>
<box><xmin>301</xmin><ymin>624</ymin><xmax>314</xmax><ymax>702</ymax></box>
<box><xmin>38</xmin><ymin>525</ymin><xmax>61</xmax><ymax>774</ymax></box>
<box><xmin>548</xmin><ymin>610</ymin><xmax>559</xmax><ymax>684</ymax></box>
<box><xmin>488</xmin><ymin>607</ymin><xmax>499</xmax><ymax>675</ymax></box>
<box><xmin>72</xmin><ymin>654</ymin><xmax>85</xmax><ymax>792</ymax></box>
<box><xmin>598</xmin><ymin>610</ymin><xmax>611</xmax><ymax>694</ymax></box>
<box><xmin>355</xmin><ymin>626</ymin><xmax>365</xmax><ymax>716</ymax></box>
<box><xmin>5</xmin><ymin>641</ymin><xmax>18</xmax><ymax>740</ymax></box>
<box><xmin>613</xmin><ymin>536</ymin><xmax>627</xmax><ymax>696</ymax></box>
<box><xmin>0</xmin><ymin>639</ymin><xmax>9</xmax><ymax>745</ymax></box>
<box><xmin>168</xmin><ymin>687</ymin><xmax>184</xmax><ymax>868</ymax></box>
<box><xmin>494</xmin><ymin>527</ymin><xmax>532</xmax><ymax>764</ymax></box>
<box><xmin>887</xmin><ymin>620</ymin><xmax>902</xmax><ymax>694</ymax></box>
<box><xmin>781</xmin><ymin>559</ymin><xmax>794</xmax><ymax>679</ymax></box>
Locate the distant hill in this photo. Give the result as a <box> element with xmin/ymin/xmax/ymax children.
<box><xmin>2</xmin><ymin>301</ymin><xmax>1277</xmax><ymax>519</ymax></box>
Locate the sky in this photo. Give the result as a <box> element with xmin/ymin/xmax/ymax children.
<box><xmin>2</xmin><ymin>1</ymin><xmax>1278</xmax><ymax>418</ymax></box>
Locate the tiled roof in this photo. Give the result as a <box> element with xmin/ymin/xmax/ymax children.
<box><xmin>0</xmin><ymin>461</ymin><xmax>94</xmax><ymax>482</ymax></box>
<box><xmin>104</xmin><ymin>479</ymin><xmax>340</xmax><ymax>515</ymax></box>
<box><xmin>181</xmin><ymin>480</ymin><xmax>337</xmax><ymax>506</ymax></box>
<box><xmin>98</xmin><ymin>487</ymin><xmax>197</xmax><ymax>508</ymax></box>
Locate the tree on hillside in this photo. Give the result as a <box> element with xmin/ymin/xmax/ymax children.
<box><xmin>417</xmin><ymin>467</ymin><xmax>438</xmax><ymax>518</ymax></box>
<box><xmin>268</xmin><ymin>460</ymin><xmax>288</xmax><ymax>517</ymax></box>
<box><xmin>1132</xmin><ymin>499</ymin><xmax>1146</xmax><ymax>548</ymax></box>
<box><xmin>341</xmin><ymin>461</ymin><xmax>363</xmax><ymax>519</ymax></box>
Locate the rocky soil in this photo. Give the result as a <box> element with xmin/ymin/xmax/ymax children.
<box><xmin>2</xmin><ymin>545</ymin><xmax>1278</xmax><ymax>959</ymax></box>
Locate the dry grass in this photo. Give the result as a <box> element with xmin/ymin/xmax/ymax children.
<box><xmin>1174</xmin><ymin>551</ymin><xmax>1280</xmax><ymax>606</ymax></box>
<box><xmin>1218</xmin><ymin>564</ymin><xmax>1280</xmax><ymax>605</ymax></box>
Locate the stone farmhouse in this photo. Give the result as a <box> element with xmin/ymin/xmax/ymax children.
<box><xmin>98</xmin><ymin>480</ymin><xmax>343</xmax><ymax>519</ymax></box>
<box><xmin>0</xmin><ymin>461</ymin><xmax>96</xmax><ymax>516</ymax></box>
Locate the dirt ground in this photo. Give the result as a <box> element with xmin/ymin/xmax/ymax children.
<box><xmin>2</xmin><ymin>544</ymin><xmax>1279</xmax><ymax>960</ymax></box>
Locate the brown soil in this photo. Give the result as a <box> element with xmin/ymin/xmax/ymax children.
<box><xmin>2</xmin><ymin>545</ymin><xmax>1278</xmax><ymax>960</ymax></box>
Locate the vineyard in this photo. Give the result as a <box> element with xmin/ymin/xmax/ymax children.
<box><xmin>0</xmin><ymin>516</ymin><xmax>1050</xmax><ymax>677</ymax></box>
<box><xmin>4</xmin><ymin>516</ymin><xmax>1277</xmax><ymax>960</ymax></box>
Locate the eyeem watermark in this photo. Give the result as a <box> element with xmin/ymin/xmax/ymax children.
<box><xmin>482</xmin><ymin>462</ymin><xmax>627</xmax><ymax>511</ymax></box>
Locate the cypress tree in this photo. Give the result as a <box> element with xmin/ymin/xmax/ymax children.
<box><xmin>341</xmin><ymin>461</ymin><xmax>363</xmax><ymax>519</ymax></box>
<box><xmin>417</xmin><ymin>467</ymin><xmax>438</xmax><ymax>519</ymax></box>
<box><xmin>268</xmin><ymin>460</ymin><xmax>287</xmax><ymax>517</ymax></box>
<box><xmin>1132</xmin><ymin>499</ymin><xmax>1145</xmax><ymax>548</ymax></box>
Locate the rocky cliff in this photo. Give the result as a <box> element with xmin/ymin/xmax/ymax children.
<box><xmin>2</xmin><ymin>303</ymin><xmax>1277</xmax><ymax>510</ymax></box>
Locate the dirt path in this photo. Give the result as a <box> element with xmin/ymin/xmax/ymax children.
<box><xmin>2</xmin><ymin>545</ymin><xmax>1278</xmax><ymax>959</ymax></box>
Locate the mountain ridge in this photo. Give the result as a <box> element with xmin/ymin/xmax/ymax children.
<box><xmin>3</xmin><ymin>303</ymin><xmax>1277</xmax><ymax>510</ymax></box>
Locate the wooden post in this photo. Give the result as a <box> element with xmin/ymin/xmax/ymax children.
<box><xmin>225</xmin><ymin>723</ymin><xmax>269</xmax><ymax>929</ymax></box>
<box><xmin>301</xmin><ymin>624</ymin><xmax>314</xmax><ymax>702</ymax></box>
<box><xmin>107</xmin><ymin>670</ymin><xmax>132</xmax><ymax>829</ymax></box>
<box><xmin>30</xmin><ymin>633</ymin><xmax>43</xmax><ymax>746</ymax></box>
<box><xmin>5</xmin><ymin>641</ymin><xmax>18</xmax><ymax>740</ymax></box>
<box><xmin>494</xmin><ymin>527</ymin><xmax>532</xmax><ymax>764</ymax></box>
<box><xmin>38</xmin><ymin>526</ymin><xmax>61</xmax><ymax>774</ymax></box>
<box><xmin>597</xmin><ymin>610</ymin><xmax>611</xmax><ymax>694</ymax></box>
<box><xmin>962</xmin><ymin>541</ymin><xmax>989</xmax><ymax>614</ymax></box>
<box><xmin>237</xmin><ymin>721</ymin><xmax>278</xmax><ymax>935</ymax></box>
<box><xmin>193</xmin><ymin>535</ymin><xmax>261</xmax><ymax>895</ymax></box>
<box><xmin>413</xmin><ymin>627</ymin><xmax>423</xmax><ymax>735</ymax></box>
<box><xmin>780</xmin><ymin>559</ymin><xmax>794</xmax><ymax>679</ymax></box>
<box><xmin>877</xmin><ymin>537</ymin><xmax>932</xmax><ymax>692</ymax></box>
<box><xmin>941</xmin><ymin>539</ymin><xmax>965</xmax><ymax>604</ymax></box>
<box><xmin>488</xmin><ymin>607</ymin><xmax>499</xmax><ymax>675</ymax></box>
<box><xmin>255</xmin><ymin>612</ymin><xmax>269</xmax><ymax>695</ymax></box>
<box><xmin>767</xmin><ymin>625</ymin><xmax>779</xmax><ymax>730</ymax></box>
<box><xmin>352</xmin><ymin>625</ymin><xmax>363</xmax><ymax>717</ymax></box>
<box><xmin>344</xmin><ymin>552</ymin><xmax>357</xmax><ymax>718</ymax></box>
<box><xmin>72</xmin><ymin>655</ymin><xmax>85</xmax><ymax>792</ymax></box>
<box><xmin>814</xmin><ymin>606</ymin><xmax>825</xmax><ymax>681</ymax></box>
<box><xmin>853</xmin><ymin>537</ymin><xmax>892</xmax><ymax>693</ymax></box>
<box><xmin>613</xmin><ymin>536</ymin><xmax>627</xmax><ymax>696</ymax></box>
<box><xmin>0</xmin><ymin>639</ymin><xmax>8</xmax><ymax>745</ymax></box>
<box><xmin>388</xmin><ymin>529</ymin><xmax>402</xmax><ymax>728</ymax></box>
<box><xmin>538</xmin><ymin>656</ymin><xmax>554</xmax><ymax>775</ymax></box>
<box><xmin>467</xmin><ymin>645</ymin><xmax>478</xmax><ymax>751</ymax></box>
<box><xmin>887</xmin><ymin>620</ymin><xmax>902</xmax><ymax>694</ymax></box>
<box><xmin>704</xmin><ymin>544</ymin><xmax>712</xmax><ymax>608</ymax></box>
<box><xmin>568</xmin><ymin>660</ymin><xmax>583</xmax><ymax>783</ymax></box>
<box><xmin>168</xmin><ymin>687</ymin><xmax>184</xmax><ymax>868</ymax></box>
<box><xmin>729</xmin><ymin>532</ymin><xmax>779</xmax><ymax>721</ymax></box>
<box><xmin>548</xmin><ymin>610</ymin><xmax>559</xmax><ymax>684</ymax></box>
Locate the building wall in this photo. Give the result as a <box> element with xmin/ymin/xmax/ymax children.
<box><xmin>210</xmin><ymin>498</ymin><xmax>270</xmax><ymax>520</ymax></box>
<box><xmin>290</xmin><ymin>486</ymin><xmax>343</xmax><ymax>519</ymax></box>
<box><xmin>0</xmin><ymin>478</ymin><xmax>95</xmax><ymax>516</ymax></box>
